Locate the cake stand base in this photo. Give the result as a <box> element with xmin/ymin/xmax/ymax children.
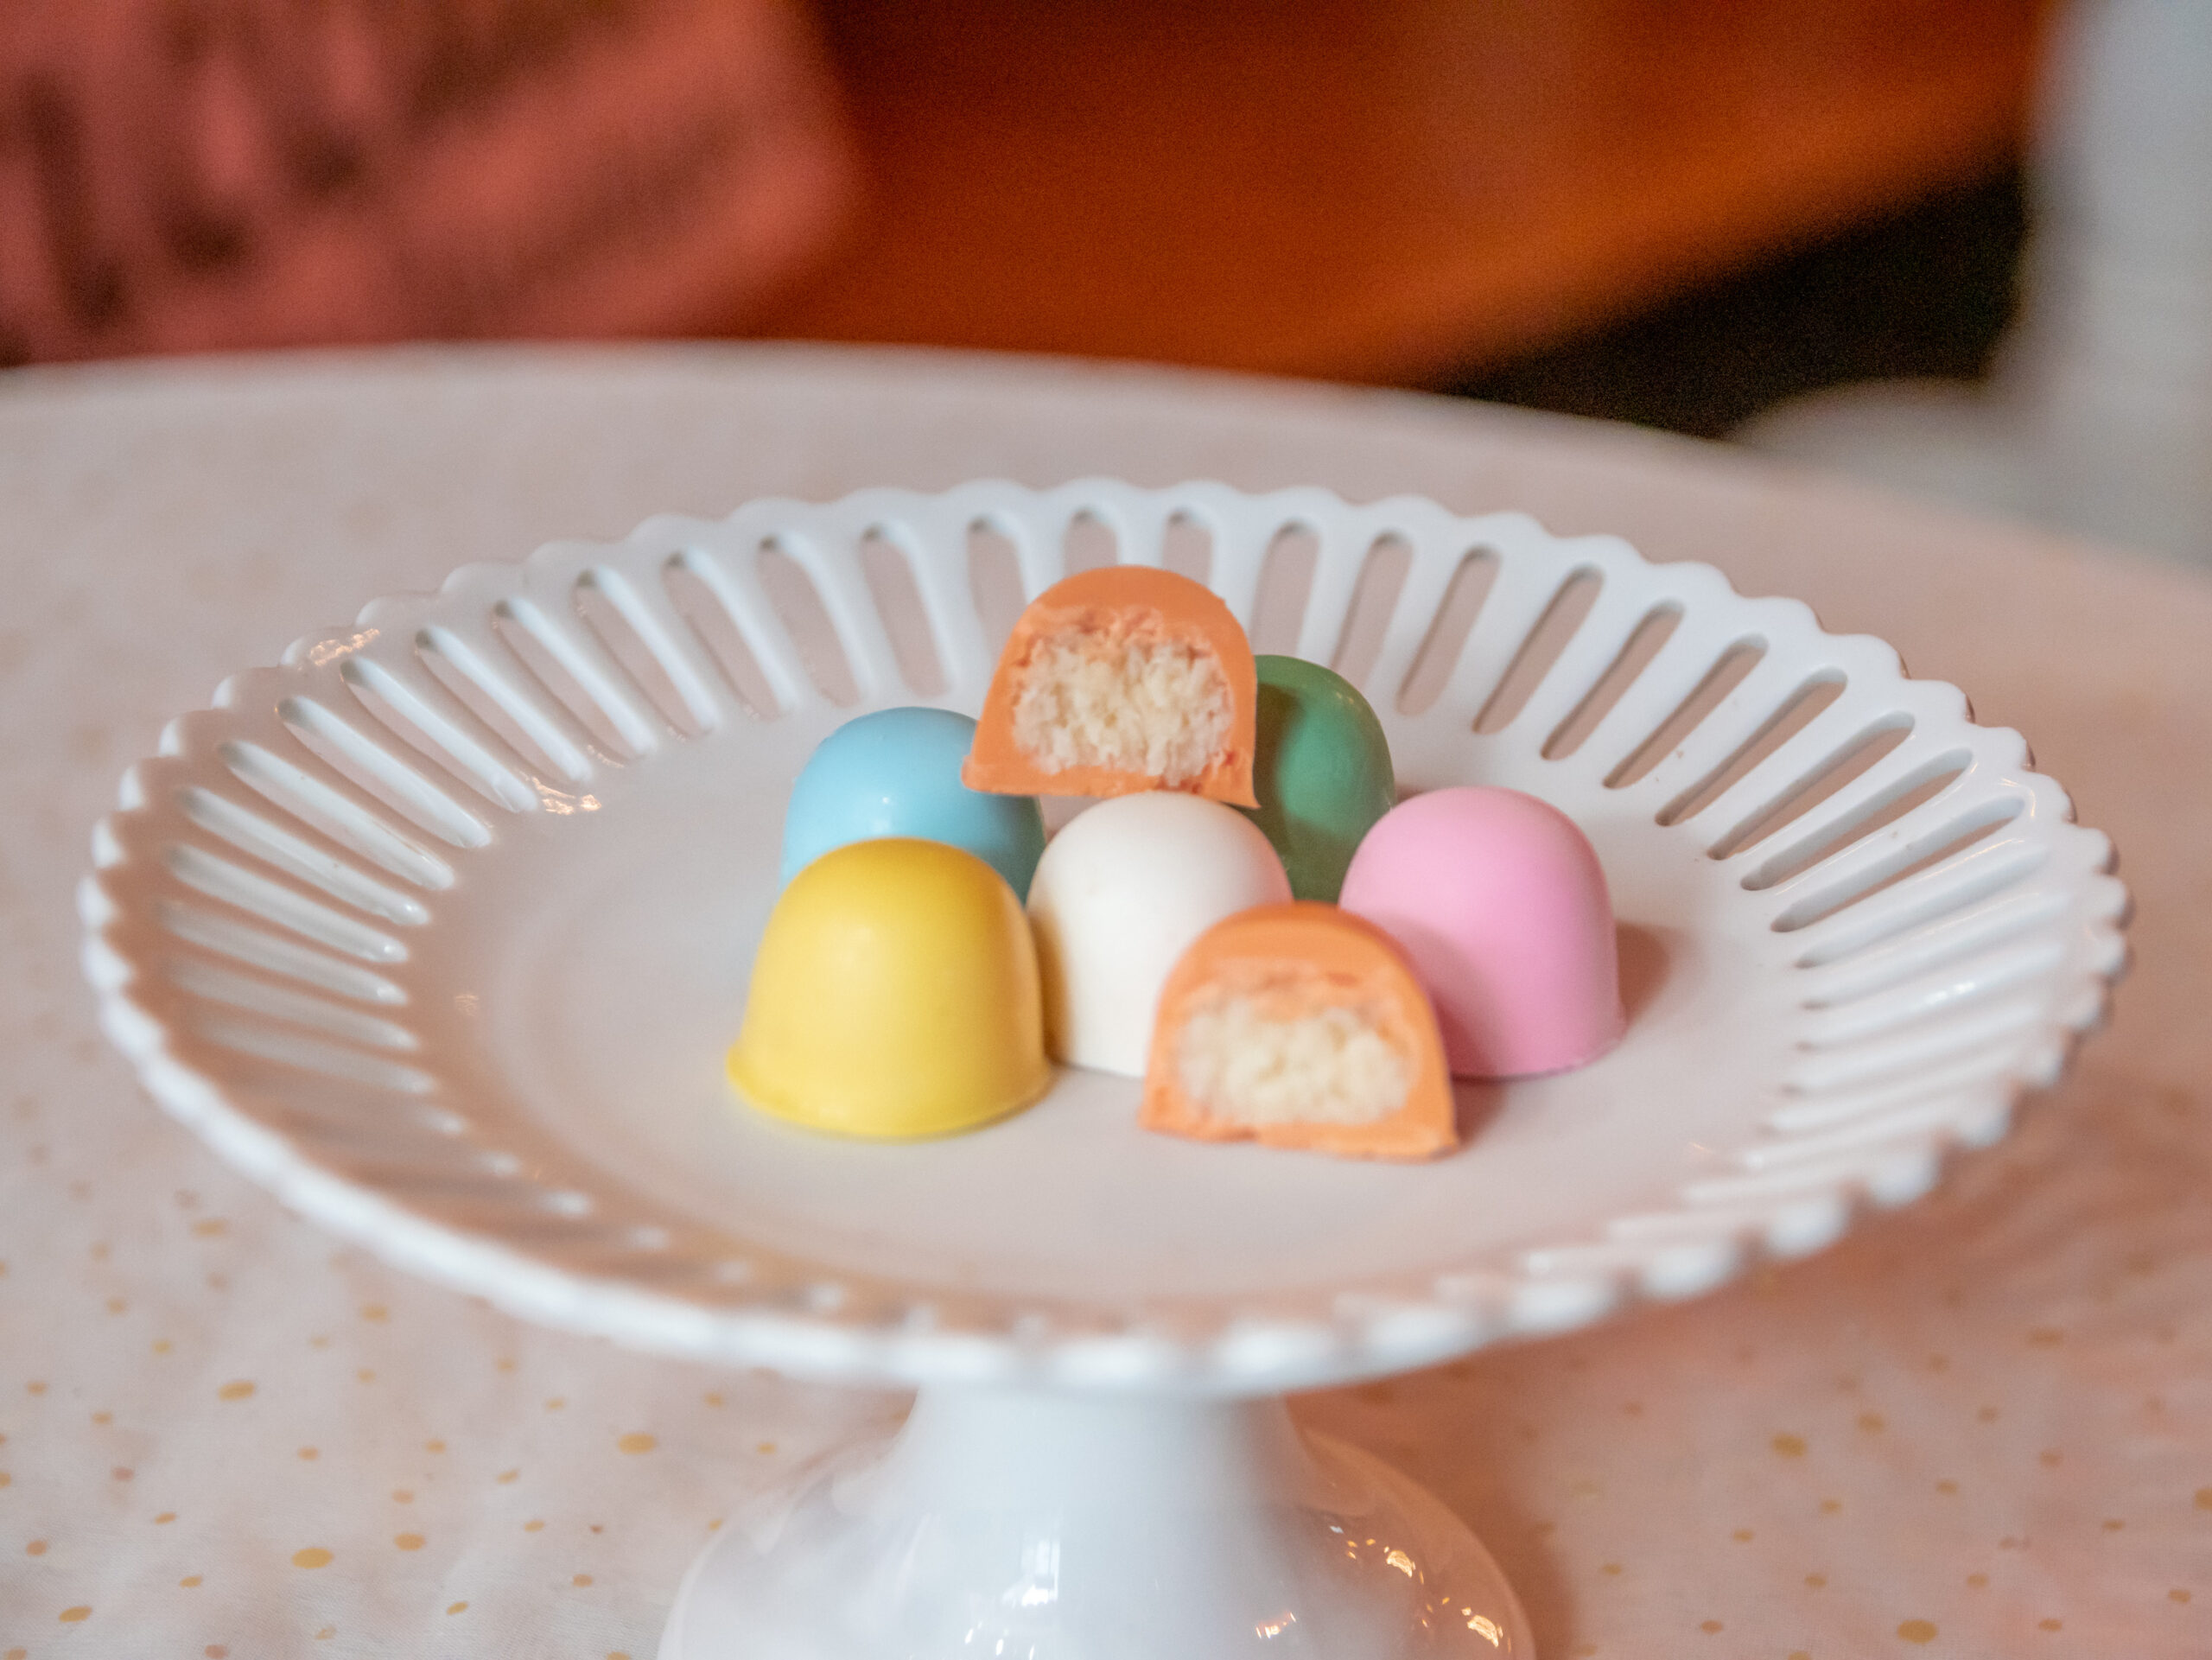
<box><xmin>658</xmin><ymin>1386</ymin><xmax>1533</xmax><ymax>1658</ymax></box>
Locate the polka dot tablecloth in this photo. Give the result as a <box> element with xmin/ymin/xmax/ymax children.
<box><xmin>3</xmin><ymin>346</ymin><xmax>2208</xmax><ymax>1657</ymax></box>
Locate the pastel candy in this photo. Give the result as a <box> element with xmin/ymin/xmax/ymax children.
<box><xmin>1338</xmin><ymin>787</ymin><xmax>1624</xmax><ymax>1078</ymax></box>
<box><xmin>780</xmin><ymin>707</ymin><xmax>1046</xmax><ymax>897</ymax></box>
<box><xmin>730</xmin><ymin>839</ymin><xmax>1051</xmax><ymax>1139</ymax></box>
<box><xmin>1026</xmin><ymin>792</ymin><xmax>1292</xmax><ymax>1077</ymax></box>
<box><xmin>1141</xmin><ymin>901</ymin><xmax>1457</xmax><ymax>1161</ymax></box>
<box><xmin>1242</xmin><ymin>654</ymin><xmax>1397</xmax><ymax>902</ymax></box>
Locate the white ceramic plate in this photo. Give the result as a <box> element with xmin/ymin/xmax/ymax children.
<box><xmin>80</xmin><ymin>481</ymin><xmax>2127</xmax><ymax>1394</ymax></box>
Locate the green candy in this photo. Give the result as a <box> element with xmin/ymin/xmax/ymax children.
<box><xmin>1242</xmin><ymin>655</ymin><xmax>1398</xmax><ymax>903</ymax></box>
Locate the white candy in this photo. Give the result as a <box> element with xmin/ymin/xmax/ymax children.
<box><xmin>1027</xmin><ymin>793</ymin><xmax>1291</xmax><ymax>1077</ymax></box>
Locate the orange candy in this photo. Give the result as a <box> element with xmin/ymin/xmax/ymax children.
<box><xmin>1141</xmin><ymin>902</ymin><xmax>1458</xmax><ymax>1161</ymax></box>
<box><xmin>963</xmin><ymin>565</ymin><xmax>1258</xmax><ymax>805</ymax></box>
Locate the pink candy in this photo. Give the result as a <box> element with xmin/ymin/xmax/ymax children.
<box><xmin>1339</xmin><ymin>787</ymin><xmax>1624</xmax><ymax>1078</ymax></box>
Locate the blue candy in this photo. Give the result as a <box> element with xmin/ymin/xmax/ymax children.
<box><xmin>779</xmin><ymin>707</ymin><xmax>1046</xmax><ymax>898</ymax></box>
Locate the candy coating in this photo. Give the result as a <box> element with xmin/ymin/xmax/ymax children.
<box><xmin>779</xmin><ymin>707</ymin><xmax>1046</xmax><ymax>897</ymax></box>
<box><xmin>1339</xmin><ymin>786</ymin><xmax>1624</xmax><ymax>1078</ymax></box>
<box><xmin>730</xmin><ymin>838</ymin><xmax>1051</xmax><ymax>1139</ymax></box>
<box><xmin>1026</xmin><ymin>792</ymin><xmax>1291</xmax><ymax>1078</ymax></box>
<box><xmin>1242</xmin><ymin>655</ymin><xmax>1397</xmax><ymax>902</ymax></box>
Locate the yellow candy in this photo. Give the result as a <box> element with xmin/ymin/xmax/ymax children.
<box><xmin>728</xmin><ymin>838</ymin><xmax>1052</xmax><ymax>1139</ymax></box>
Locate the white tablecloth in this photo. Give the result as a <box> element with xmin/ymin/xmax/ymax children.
<box><xmin>3</xmin><ymin>345</ymin><xmax>2207</xmax><ymax>1657</ymax></box>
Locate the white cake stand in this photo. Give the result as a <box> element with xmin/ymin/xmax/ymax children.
<box><xmin>79</xmin><ymin>481</ymin><xmax>2126</xmax><ymax>1658</ymax></box>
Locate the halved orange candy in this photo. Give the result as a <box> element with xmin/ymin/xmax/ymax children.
<box><xmin>963</xmin><ymin>565</ymin><xmax>1258</xmax><ymax>805</ymax></box>
<box><xmin>1141</xmin><ymin>901</ymin><xmax>1458</xmax><ymax>1161</ymax></box>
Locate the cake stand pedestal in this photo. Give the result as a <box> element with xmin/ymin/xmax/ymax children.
<box><xmin>660</xmin><ymin>1387</ymin><xmax>1528</xmax><ymax>1658</ymax></box>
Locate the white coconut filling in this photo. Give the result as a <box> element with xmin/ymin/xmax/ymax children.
<box><xmin>1175</xmin><ymin>998</ymin><xmax>1411</xmax><ymax>1127</ymax></box>
<box><xmin>1010</xmin><ymin>627</ymin><xmax>1231</xmax><ymax>786</ymax></box>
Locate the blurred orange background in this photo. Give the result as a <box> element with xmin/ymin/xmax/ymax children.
<box><xmin>1</xmin><ymin>0</ymin><xmax>2051</xmax><ymax>396</ymax></box>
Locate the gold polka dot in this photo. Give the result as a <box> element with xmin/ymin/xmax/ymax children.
<box><xmin>545</xmin><ymin>1397</ymin><xmax>566</xmax><ymax>1411</ymax></box>
<box><xmin>1857</xmin><ymin>1412</ymin><xmax>1885</xmax><ymax>1433</ymax></box>
<box><xmin>617</xmin><ymin>1433</ymin><xmax>657</xmax><ymax>1455</ymax></box>
<box><xmin>1771</xmin><ymin>1434</ymin><xmax>1808</xmax><ymax>1458</ymax></box>
<box><xmin>2038</xmin><ymin>1618</ymin><xmax>2062</xmax><ymax>1631</ymax></box>
<box><xmin>1820</xmin><ymin>1498</ymin><xmax>1842</xmax><ymax>1514</ymax></box>
<box><xmin>393</xmin><ymin>1489</ymin><xmax>413</xmax><ymax>1504</ymax></box>
<box><xmin>292</xmin><ymin>1547</ymin><xmax>334</xmax><ymax>1568</ymax></box>
<box><xmin>1897</xmin><ymin>1619</ymin><xmax>1938</xmax><ymax>1643</ymax></box>
<box><xmin>1732</xmin><ymin>1529</ymin><xmax>1754</xmax><ymax>1542</ymax></box>
<box><xmin>7</xmin><ymin>1647</ymin><xmax>24</xmax><ymax>1660</ymax></box>
<box><xmin>315</xmin><ymin>1630</ymin><xmax>335</xmax><ymax>1642</ymax></box>
<box><xmin>524</xmin><ymin>1519</ymin><xmax>545</xmax><ymax>1532</ymax></box>
<box><xmin>2196</xmin><ymin>1488</ymin><xmax>2212</xmax><ymax>1511</ymax></box>
<box><xmin>111</xmin><ymin>1466</ymin><xmax>133</xmax><ymax>1481</ymax></box>
<box><xmin>706</xmin><ymin>1517</ymin><xmax>721</xmax><ymax>1530</ymax></box>
<box><xmin>193</xmin><ymin>1218</ymin><xmax>227</xmax><ymax>1237</ymax></box>
<box><xmin>26</xmin><ymin>1540</ymin><xmax>47</xmax><ymax>1555</ymax></box>
<box><xmin>1699</xmin><ymin>1619</ymin><xmax>1723</xmax><ymax>1633</ymax></box>
<box><xmin>1936</xmin><ymin>1479</ymin><xmax>1959</xmax><ymax>1494</ymax></box>
<box><xmin>180</xmin><ymin>1574</ymin><xmax>201</xmax><ymax>1587</ymax></box>
<box><xmin>1926</xmin><ymin>1353</ymin><xmax>1949</xmax><ymax>1371</ymax></box>
<box><xmin>2103</xmin><ymin>1517</ymin><xmax>2126</xmax><ymax>1531</ymax></box>
<box><xmin>1788</xmin><ymin>1652</ymin><xmax>1812</xmax><ymax>1660</ymax></box>
<box><xmin>1601</xmin><ymin>1562</ymin><xmax>1622</xmax><ymax>1575</ymax></box>
<box><xmin>497</xmin><ymin>1468</ymin><xmax>519</xmax><ymax>1484</ymax></box>
<box><xmin>206</xmin><ymin>1644</ymin><xmax>227</xmax><ymax>1658</ymax></box>
<box><xmin>2171</xmin><ymin>1589</ymin><xmax>2192</xmax><ymax>1604</ymax></box>
<box><xmin>297</xmin><ymin>1447</ymin><xmax>318</xmax><ymax>1461</ymax></box>
<box><xmin>2040</xmin><ymin>1449</ymin><xmax>2063</xmax><ymax>1467</ymax></box>
<box><xmin>360</xmin><ymin>1304</ymin><xmax>388</xmax><ymax>1323</ymax></box>
<box><xmin>308</xmin><ymin>1334</ymin><xmax>329</xmax><ymax>1349</ymax></box>
<box><xmin>756</xmin><ymin>1441</ymin><xmax>777</xmax><ymax>1455</ymax></box>
<box><xmin>1805</xmin><ymin>1573</ymin><xmax>1827</xmax><ymax>1588</ymax></box>
<box><xmin>59</xmin><ymin>1606</ymin><xmax>92</xmax><ymax>1623</ymax></box>
<box><xmin>27</xmin><ymin>1381</ymin><xmax>46</xmax><ymax>1396</ymax></box>
<box><xmin>357</xmin><ymin>1369</ymin><xmax>375</xmax><ymax>1383</ymax></box>
<box><xmin>1966</xmin><ymin>1572</ymin><xmax>1987</xmax><ymax>1587</ymax></box>
<box><xmin>105</xmin><ymin>1296</ymin><xmax>126</xmax><ymax>1315</ymax></box>
<box><xmin>572</xmin><ymin>1573</ymin><xmax>593</xmax><ymax>1587</ymax></box>
<box><xmin>151</xmin><ymin>1339</ymin><xmax>172</xmax><ymax>1355</ymax></box>
<box><xmin>2026</xmin><ymin>1327</ymin><xmax>2065</xmax><ymax>1348</ymax></box>
<box><xmin>155</xmin><ymin>1511</ymin><xmax>176</xmax><ymax>1524</ymax></box>
<box><xmin>217</xmin><ymin>1379</ymin><xmax>255</xmax><ymax>1402</ymax></box>
<box><xmin>0</xmin><ymin>1472</ymin><xmax>10</xmax><ymax>1487</ymax></box>
<box><xmin>1978</xmin><ymin>1406</ymin><xmax>1999</xmax><ymax>1422</ymax></box>
<box><xmin>395</xmin><ymin>1533</ymin><xmax>424</xmax><ymax>1551</ymax></box>
<box><xmin>91</xmin><ymin>1409</ymin><xmax>111</xmax><ymax>1425</ymax></box>
<box><xmin>446</xmin><ymin>1601</ymin><xmax>467</xmax><ymax>1615</ymax></box>
<box><xmin>424</xmin><ymin>1438</ymin><xmax>446</xmax><ymax>1454</ymax></box>
<box><xmin>703</xmin><ymin>1392</ymin><xmax>724</xmax><ymax>1408</ymax></box>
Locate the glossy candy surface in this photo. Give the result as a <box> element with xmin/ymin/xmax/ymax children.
<box><xmin>964</xmin><ymin>565</ymin><xmax>1259</xmax><ymax>805</ymax></box>
<box><xmin>730</xmin><ymin>839</ymin><xmax>1051</xmax><ymax>1138</ymax></box>
<box><xmin>779</xmin><ymin>707</ymin><xmax>1046</xmax><ymax>897</ymax></box>
<box><xmin>1142</xmin><ymin>901</ymin><xmax>1456</xmax><ymax>1160</ymax></box>
<box><xmin>1026</xmin><ymin>792</ymin><xmax>1291</xmax><ymax>1077</ymax></box>
<box><xmin>1340</xmin><ymin>786</ymin><xmax>1624</xmax><ymax>1078</ymax></box>
<box><xmin>1242</xmin><ymin>655</ymin><xmax>1397</xmax><ymax>902</ymax></box>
